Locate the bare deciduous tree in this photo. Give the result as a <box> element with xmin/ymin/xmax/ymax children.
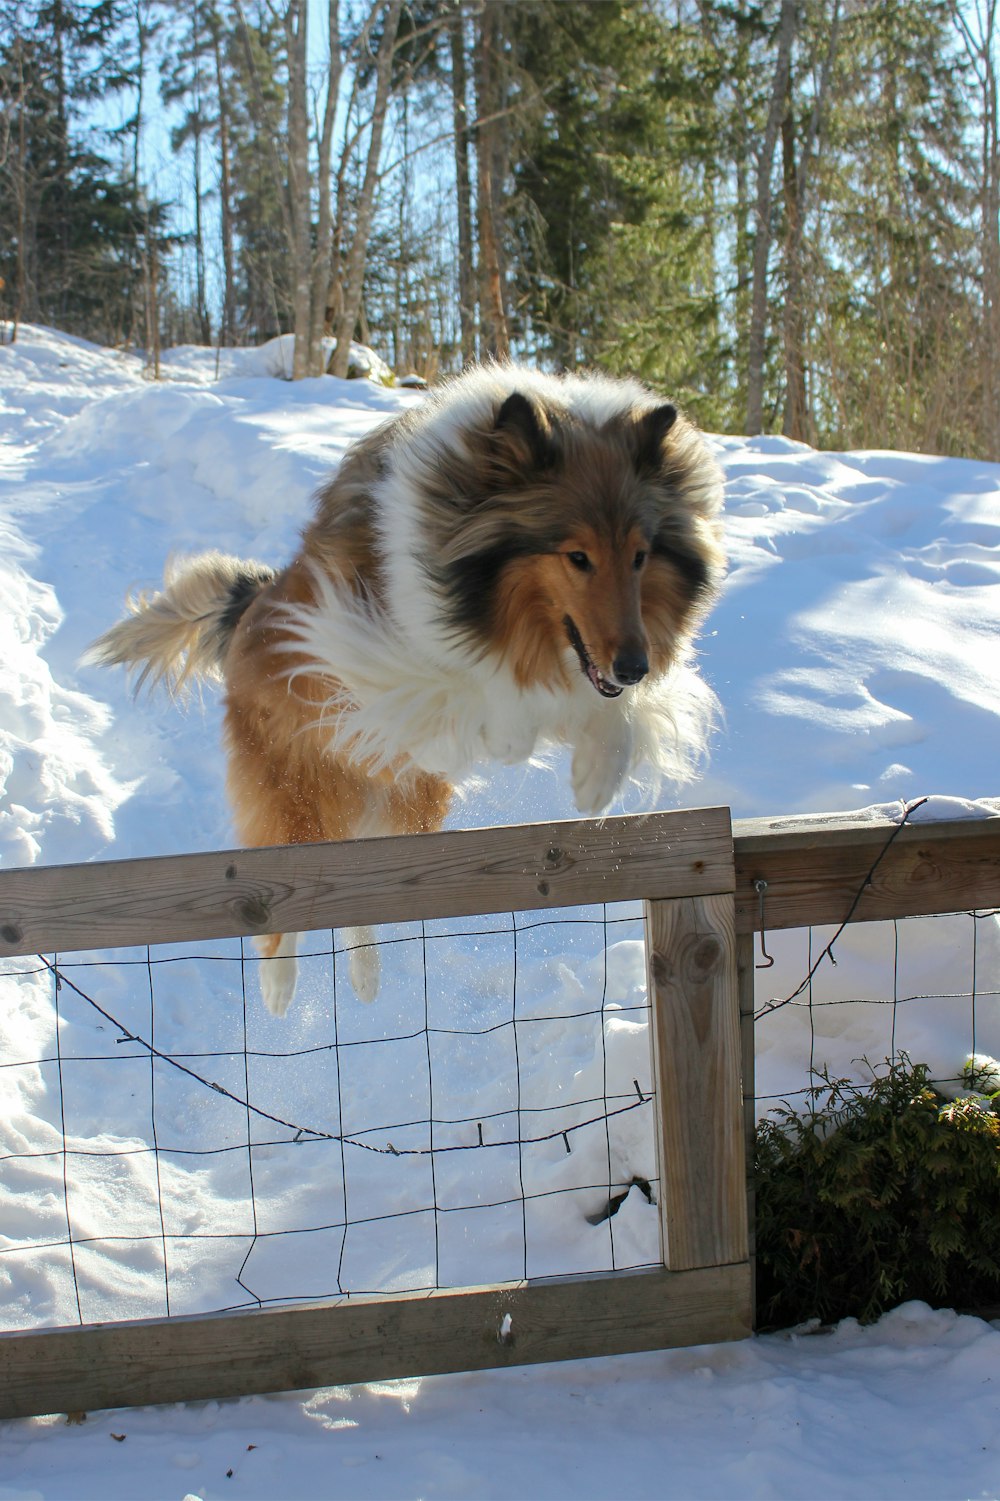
<box><xmin>449</xmin><ymin>0</ymin><xmax>475</xmax><ymax>365</ymax></box>
<box><xmin>746</xmin><ymin>0</ymin><xmax>799</xmax><ymax>435</ymax></box>
<box><xmin>474</xmin><ymin>0</ymin><xmax>509</xmax><ymax>360</ymax></box>
<box><xmin>328</xmin><ymin>0</ymin><xmax>403</xmax><ymax>379</ymax></box>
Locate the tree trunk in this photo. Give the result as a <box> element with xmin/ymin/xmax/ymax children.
<box><xmin>329</xmin><ymin>0</ymin><xmax>404</xmax><ymax>380</ymax></box>
<box><xmin>782</xmin><ymin>0</ymin><xmax>840</xmax><ymax>441</ymax></box>
<box><xmin>474</xmin><ymin>0</ymin><xmax>509</xmax><ymax>360</ymax></box>
<box><xmin>236</xmin><ymin>3</ymin><xmax>301</xmax><ymax>355</ymax></box>
<box><xmin>950</xmin><ymin>1</ymin><xmax>999</xmax><ymax>454</ymax></box>
<box><xmin>132</xmin><ymin>0</ymin><xmax>145</xmax><ymax>189</ymax></box>
<box><xmin>189</xmin><ymin>0</ymin><xmax>210</xmax><ymax>344</ymax></box>
<box><xmin>53</xmin><ymin>0</ymin><xmax>70</xmax><ymax>328</ymax></box>
<box><xmin>972</xmin><ymin>1</ymin><xmax>1000</xmax><ymax>457</ymax></box>
<box><xmin>212</xmin><ymin>24</ymin><xmax>237</xmax><ymax>346</ymax></box>
<box><xmin>192</xmin><ymin>121</ymin><xmax>210</xmax><ymax>343</ymax></box>
<box><xmin>308</xmin><ymin>0</ymin><xmax>342</xmax><ymax>376</ymax></box>
<box><xmin>781</xmin><ymin>111</ymin><xmax>807</xmax><ymax>439</ymax></box>
<box><xmin>450</xmin><ymin>3</ymin><xmax>476</xmax><ymax>365</ymax></box>
<box><xmin>12</xmin><ymin>35</ymin><xmax>28</xmax><ymax>340</ymax></box>
<box><xmin>746</xmin><ymin>0</ymin><xmax>798</xmax><ymax>435</ymax></box>
<box><xmin>284</xmin><ymin>0</ymin><xmax>312</xmax><ymax>380</ymax></box>
<box><xmin>145</xmin><ymin>208</ymin><xmax>161</xmax><ymax>377</ymax></box>
<box><xmin>986</xmin><ymin>17</ymin><xmax>1000</xmax><ymax>458</ymax></box>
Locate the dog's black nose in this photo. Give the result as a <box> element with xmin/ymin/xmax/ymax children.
<box><xmin>612</xmin><ymin>650</ymin><xmax>649</xmax><ymax>686</ymax></box>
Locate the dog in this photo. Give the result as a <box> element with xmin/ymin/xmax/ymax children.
<box><xmin>87</xmin><ymin>365</ymin><xmax>725</xmax><ymax>1015</ymax></box>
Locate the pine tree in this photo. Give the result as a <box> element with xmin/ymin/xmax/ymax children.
<box><xmin>0</xmin><ymin>0</ymin><xmax>168</xmax><ymax>344</ymax></box>
<box><xmin>502</xmin><ymin>1</ymin><xmax>726</xmax><ymax>419</ymax></box>
<box><xmin>812</xmin><ymin>0</ymin><xmax>977</xmax><ymax>453</ymax></box>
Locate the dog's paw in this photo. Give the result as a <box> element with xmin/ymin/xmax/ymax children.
<box><xmin>571</xmin><ymin>724</ymin><xmax>632</xmax><ymax>816</ymax></box>
<box><xmin>483</xmin><ymin>721</ymin><xmax>538</xmax><ymax>765</ymax></box>
<box><xmin>258</xmin><ymin>933</ymin><xmax>300</xmax><ymax>1017</ymax></box>
<box><xmin>344</xmin><ymin>926</ymin><xmax>380</xmax><ymax>1003</ymax></box>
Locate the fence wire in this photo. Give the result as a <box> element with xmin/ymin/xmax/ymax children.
<box><xmin>751</xmin><ymin>903</ymin><xmax>1000</xmax><ymax>1115</ymax></box>
<box><xmin>747</xmin><ymin>803</ymin><xmax>1000</xmax><ymax>1121</ymax></box>
<box><xmin>0</xmin><ymin>905</ymin><xmax>660</xmax><ymax>1330</ymax></box>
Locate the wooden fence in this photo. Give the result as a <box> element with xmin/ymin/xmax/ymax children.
<box><xmin>0</xmin><ymin>804</ymin><xmax>998</xmax><ymax>1420</ymax></box>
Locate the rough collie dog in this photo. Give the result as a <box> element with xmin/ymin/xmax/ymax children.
<box><xmin>88</xmin><ymin>366</ymin><xmax>725</xmax><ymax>1015</ymax></box>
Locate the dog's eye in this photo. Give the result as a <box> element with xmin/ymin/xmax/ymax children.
<box><xmin>633</xmin><ymin>550</ymin><xmax>647</xmax><ymax>571</ymax></box>
<box><xmin>566</xmin><ymin>551</ymin><xmax>592</xmax><ymax>572</ymax></box>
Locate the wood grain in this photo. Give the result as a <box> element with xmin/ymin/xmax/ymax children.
<box><xmin>733</xmin><ymin>814</ymin><xmax>1000</xmax><ymax>934</ymax></box>
<box><xmin>0</xmin><ymin>807</ymin><xmax>734</xmax><ymax>959</ymax></box>
<box><xmin>0</xmin><ymin>1264</ymin><xmax>752</xmax><ymax>1420</ymax></box>
<box><xmin>645</xmin><ymin>885</ymin><xmax>748</xmax><ymax>1272</ymax></box>
<box><xmin>737</xmin><ymin>931</ymin><xmax>758</xmax><ymax>1327</ymax></box>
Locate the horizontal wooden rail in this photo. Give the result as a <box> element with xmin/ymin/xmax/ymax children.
<box><xmin>733</xmin><ymin>811</ymin><xmax>1000</xmax><ymax>934</ymax></box>
<box><xmin>0</xmin><ymin>807</ymin><xmax>733</xmax><ymax>960</ymax></box>
<box><xmin>1</xmin><ymin>807</ymin><xmax>997</xmax><ymax>960</ymax></box>
<box><xmin>0</xmin><ymin>1264</ymin><xmax>752</xmax><ymax>1420</ymax></box>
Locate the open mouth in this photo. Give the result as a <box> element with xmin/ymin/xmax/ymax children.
<box><xmin>563</xmin><ymin>615</ymin><xmax>623</xmax><ymax>698</ymax></box>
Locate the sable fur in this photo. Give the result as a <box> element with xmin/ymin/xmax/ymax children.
<box><xmin>87</xmin><ymin>364</ymin><xmax>725</xmax><ymax>1016</ymax></box>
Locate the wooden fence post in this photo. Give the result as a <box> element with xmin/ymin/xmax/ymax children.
<box><xmin>645</xmin><ymin>871</ymin><xmax>749</xmax><ymax>1273</ymax></box>
<box><xmin>737</xmin><ymin>930</ymin><xmax>757</xmax><ymax>1326</ymax></box>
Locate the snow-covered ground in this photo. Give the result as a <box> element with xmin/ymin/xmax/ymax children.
<box><xmin>0</xmin><ymin>325</ymin><xmax>998</xmax><ymax>1499</ymax></box>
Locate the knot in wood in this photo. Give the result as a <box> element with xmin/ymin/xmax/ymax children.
<box><xmin>237</xmin><ymin>895</ymin><xmax>272</xmax><ymax>929</ymax></box>
<box><xmin>690</xmin><ymin>934</ymin><xmax>722</xmax><ymax>976</ymax></box>
<box><xmin>1</xmin><ymin>922</ymin><xmax>22</xmax><ymax>945</ymax></box>
<box><xmin>650</xmin><ymin>951</ymin><xmax>672</xmax><ymax>987</ymax></box>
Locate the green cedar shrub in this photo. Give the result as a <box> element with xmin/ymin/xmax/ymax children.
<box><xmin>753</xmin><ymin>1057</ymin><xmax>1000</xmax><ymax>1330</ymax></box>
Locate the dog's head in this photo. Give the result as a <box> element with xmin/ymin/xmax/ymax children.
<box><xmin>426</xmin><ymin>377</ymin><xmax>725</xmax><ymax>696</ymax></box>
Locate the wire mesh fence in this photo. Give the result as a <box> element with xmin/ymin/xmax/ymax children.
<box><xmin>0</xmin><ymin>903</ymin><xmax>663</xmax><ymax>1332</ymax></box>
<box><xmin>749</xmin><ymin>904</ymin><xmax>1000</xmax><ymax>1119</ymax></box>
<box><xmin>4</xmin><ymin>803</ymin><xmax>997</xmax><ymax>1361</ymax></box>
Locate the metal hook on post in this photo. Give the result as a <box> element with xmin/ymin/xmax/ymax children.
<box><xmin>754</xmin><ymin>878</ymin><xmax>775</xmax><ymax>969</ymax></box>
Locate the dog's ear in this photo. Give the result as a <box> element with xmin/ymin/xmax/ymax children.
<box><xmin>633</xmin><ymin>403</ymin><xmax>677</xmax><ymax>474</ymax></box>
<box><xmin>491</xmin><ymin>391</ymin><xmax>557</xmax><ymax>475</ymax></box>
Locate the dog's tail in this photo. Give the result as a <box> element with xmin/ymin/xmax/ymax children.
<box><xmin>84</xmin><ymin>551</ymin><xmax>276</xmax><ymax>695</ymax></box>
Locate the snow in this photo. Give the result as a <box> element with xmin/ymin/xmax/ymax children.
<box><xmin>1</xmin><ymin>1304</ymin><xmax>998</xmax><ymax>1501</ymax></box>
<box><xmin>1</xmin><ymin>324</ymin><xmax>999</xmax><ymax>1498</ymax></box>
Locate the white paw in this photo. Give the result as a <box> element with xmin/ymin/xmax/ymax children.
<box><xmin>257</xmin><ymin>933</ymin><xmax>300</xmax><ymax>1017</ymax></box>
<box><xmin>343</xmin><ymin>926</ymin><xmax>380</xmax><ymax>1003</ymax></box>
<box><xmin>571</xmin><ymin>723</ymin><xmax>633</xmax><ymax>816</ymax></box>
<box><xmin>484</xmin><ymin>721</ymin><xmax>537</xmax><ymax>765</ymax></box>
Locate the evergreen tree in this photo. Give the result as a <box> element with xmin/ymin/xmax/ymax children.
<box><xmin>0</xmin><ymin>0</ymin><xmax>169</xmax><ymax>344</ymax></box>
<box><xmin>504</xmin><ymin>1</ymin><xmax>726</xmax><ymax>420</ymax></box>
<box><xmin>812</xmin><ymin>0</ymin><xmax>977</xmax><ymax>452</ymax></box>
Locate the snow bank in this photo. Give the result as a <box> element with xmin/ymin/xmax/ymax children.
<box><xmin>0</xmin><ymin>325</ymin><xmax>998</xmax><ymax>1496</ymax></box>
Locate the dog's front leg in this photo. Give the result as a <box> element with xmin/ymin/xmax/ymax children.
<box><xmin>570</xmin><ymin>714</ymin><xmax>634</xmax><ymax>816</ymax></box>
<box><xmin>342</xmin><ymin>926</ymin><xmax>380</xmax><ymax>1003</ymax></box>
<box><xmin>257</xmin><ymin>932</ymin><xmax>302</xmax><ymax>1017</ymax></box>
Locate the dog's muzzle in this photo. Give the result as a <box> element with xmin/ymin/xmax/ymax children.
<box><xmin>563</xmin><ymin>615</ymin><xmax>647</xmax><ymax>698</ymax></box>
